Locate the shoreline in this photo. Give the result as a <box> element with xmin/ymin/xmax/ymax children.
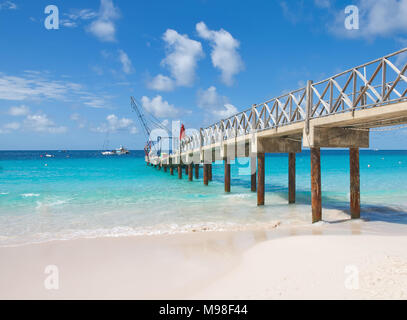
<box><xmin>1</xmin><ymin>207</ymin><xmax>405</xmax><ymax>249</ymax></box>
<box><xmin>1</xmin><ymin>219</ymin><xmax>407</xmax><ymax>299</ymax></box>
<box><xmin>0</xmin><ymin>220</ymin><xmax>283</xmax><ymax>249</ymax></box>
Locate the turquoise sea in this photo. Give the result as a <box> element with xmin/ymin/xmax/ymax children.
<box><xmin>1</xmin><ymin>150</ymin><xmax>407</xmax><ymax>246</ymax></box>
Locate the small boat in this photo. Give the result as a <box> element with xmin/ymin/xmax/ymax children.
<box><xmin>116</xmin><ymin>146</ymin><xmax>130</xmax><ymax>155</ymax></box>
<box><xmin>101</xmin><ymin>146</ymin><xmax>130</xmax><ymax>156</ymax></box>
<box><xmin>45</xmin><ymin>154</ymin><xmax>55</xmax><ymax>158</ymax></box>
<box><xmin>101</xmin><ymin>150</ymin><xmax>116</xmax><ymax>156</ymax></box>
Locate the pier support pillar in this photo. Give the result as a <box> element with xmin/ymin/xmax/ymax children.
<box><xmin>195</xmin><ymin>164</ymin><xmax>199</xmax><ymax>179</ymax></box>
<box><xmin>257</xmin><ymin>153</ymin><xmax>265</xmax><ymax>206</ymax></box>
<box><xmin>188</xmin><ymin>164</ymin><xmax>193</xmax><ymax>181</ymax></box>
<box><xmin>185</xmin><ymin>165</ymin><xmax>188</xmax><ymax>175</ymax></box>
<box><xmin>350</xmin><ymin>147</ymin><xmax>360</xmax><ymax>219</ymax></box>
<box><xmin>170</xmin><ymin>166</ymin><xmax>174</xmax><ymax>176</ymax></box>
<box><xmin>178</xmin><ymin>164</ymin><xmax>182</xmax><ymax>179</ymax></box>
<box><xmin>164</xmin><ymin>165</ymin><xmax>167</xmax><ymax>173</ymax></box>
<box><xmin>251</xmin><ymin>155</ymin><xmax>256</xmax><ymax>192</ymax></box>
<box><xmin>288</xmin><ymin>153</ymin><xmax>296</xmax><ymax>204</ymax></box>
<box><xmin>209</xmin><ymin>164</ymin><xmax>213</xmax><ymax>181</ymax></box>
<box><xmin>224</xmin><ymin>161</ymin><xmax>231</xmax><ymax>193</ymax></box>
<box><xmin>203</xmin><ymin>164</ymin><xmax>209</xmax><ymax>186</ymax></box>
<box><xmin>311</xmin><ymin>147</ymin><xmax>322</xmax><ymax>223</ymax></box>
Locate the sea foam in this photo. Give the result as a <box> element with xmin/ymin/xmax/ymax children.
<box><xmin>21</xmin><ymin>193</ymin><xmax>40</xmax><ymax>197</ymax></box>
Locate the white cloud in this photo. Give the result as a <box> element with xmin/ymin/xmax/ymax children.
<box><xmin>88</xmin><ymin>0</ymin><xmax>120</xmax><ymax>42</ymax></box>
<box><xmin>1</xmin><ymin>105</ymin><xmax>67</xmax><ymax>134</ymax></box>
<box><xmin>0</xmin><ymin>121</ymin><xmax>20</xmax><ymax>134</ymax></box>
<box><xmin>147</xmin><ymin>74</ymin><xmax>175</xmax><ymax>91</ymax></box>
<box><xmin>61</xmin><ymin>20</ymin><xmax>77</xmax><ymax>28</ymax></box>
<box><xmin>197</xmin><ymin>86</ymin><xmax>227</xmax><ymax>109</ymax></box>
<box><xmin>196</xmin><ymin>22</ymin><xmax>243</xmax><ymax>85</ymax></box>
<box><xmin>161</xmin><ymin>29</ymin><xmax>204</xmax><ymax>87</ymax></box>
<box><xmin>8</xmin><ymin>105</ymin><xmax>30</xmax><ymax>116</ymax></box>
<box><xmin>70</xmin><ymin>113</ymin><xmax>86</xmax><ymax>128</ymax></box>
<box><xmin>93</xmin><ymin>114</ymin><xmax>137</xmax><ymax>134</ymax></box>
<box><xmin>82</xmin><ymin>96</ymin><xmax>110</xmax><ymax>109</ymax></box>
<box><xmin>141</xmin><ymin>95</ymin><xmax>178</xmax><ymax>118</ymax></box>
<box><xmin>0</xmin><ymin>74</ymin><xmax>77</xmax><ymax>101</ymax></box>
<box><xmin>4</xmin><ymin>122</ymin><xmax>20</xmax><ymax>130</ymax></box>
<box><xmin>0</xmin><ymin>1</ymin><xmax>17</xmax><ymax>10</ymax></box>
<box><xmin>23</xmin><ymin>113</ymin><xmax>67</xmax><ymax>134</ymax></box>
<box><xmin>61</xmin><ymin>9</ymin><xmax>98</xmax><ymax>28</ymax></box>
<box><xmin>0</xmin><ymin>71</ymin><xmax>113</xmax><ymax>109</ymax></box>
<box><xmin>197</xmin><ymin>86</ymin><xmax>238</xmax><ymax>119</ymax></box>
<box><xmin>212</xmin><ymin>103</ymin><xmax>238</xmax><ymax>118</ymax></box>
<box><xmin>148</xmin><ymin>29</ymin><xmax>203</xmax><ymax>91</ymax></box>
<box><xmin>67</xmin><ymin>9</ymin><xmax>98</xmax><ymax>21</ymax></box>
<box><xmin>118</xmin><ymin>50</ymin><xmax>133</xmax><ymax>74</ymax></box>
<box><xmin>89</xmin><ymin>20</ymin><xmax>115</xmax><ymax>41</ymax></box>
<box><xmin>395</xmin><ymin>38</ymin><xmax>407</xmax><ymax>67</ymax></box>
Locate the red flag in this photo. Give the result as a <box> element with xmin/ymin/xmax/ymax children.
<box><xmin>180</xmin><ymin>124</ymin><xmax>185</xmax><ymax>140</ymax></box>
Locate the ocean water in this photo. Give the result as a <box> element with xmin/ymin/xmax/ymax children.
<box><xmin>1</xmin><ymin>150</ymin><xmax>407</xmax><ymax>246</ymax></box>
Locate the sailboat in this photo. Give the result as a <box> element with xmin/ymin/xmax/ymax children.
<box><xmin>101</xmin><ymin>132</ymin><xmax>116</xmax><ymax>156</ymax></box>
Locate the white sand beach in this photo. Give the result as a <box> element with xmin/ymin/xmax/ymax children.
<box><xmin>1</xmin><ymin>219</ymin><xmax>407</xmax><ymax>300</ymax></box>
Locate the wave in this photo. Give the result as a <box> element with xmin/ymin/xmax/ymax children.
<box><xmin>21</xmin><ymin>193</ymin><xmax>40</xmax><ymax>198</ymax></box>
<box><xmin>35</xmin><ymin>199</ymin><xmax>70</xmax><ymax>209</ymax></box>
<box><xmin>0</xmin><ymin>221</ymin><xmax>282</xmax><ymax>247</ymax></box>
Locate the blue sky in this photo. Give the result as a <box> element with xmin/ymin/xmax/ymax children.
<box><xmin>1</xmin><ymin>0</ymin><xmax>407</xmax><ymax>150</ymax></box>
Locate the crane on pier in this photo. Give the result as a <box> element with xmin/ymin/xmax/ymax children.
<box><xmin>130</xmin><ymin>96</ymin><xmax>173</xmax><ymax>162</ymax></box>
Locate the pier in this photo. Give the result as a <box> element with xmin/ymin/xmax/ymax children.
<box><xmin>146</xmin><ymin>49</ymin><xmax>407</xmax><ymax>223</ymax></box>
